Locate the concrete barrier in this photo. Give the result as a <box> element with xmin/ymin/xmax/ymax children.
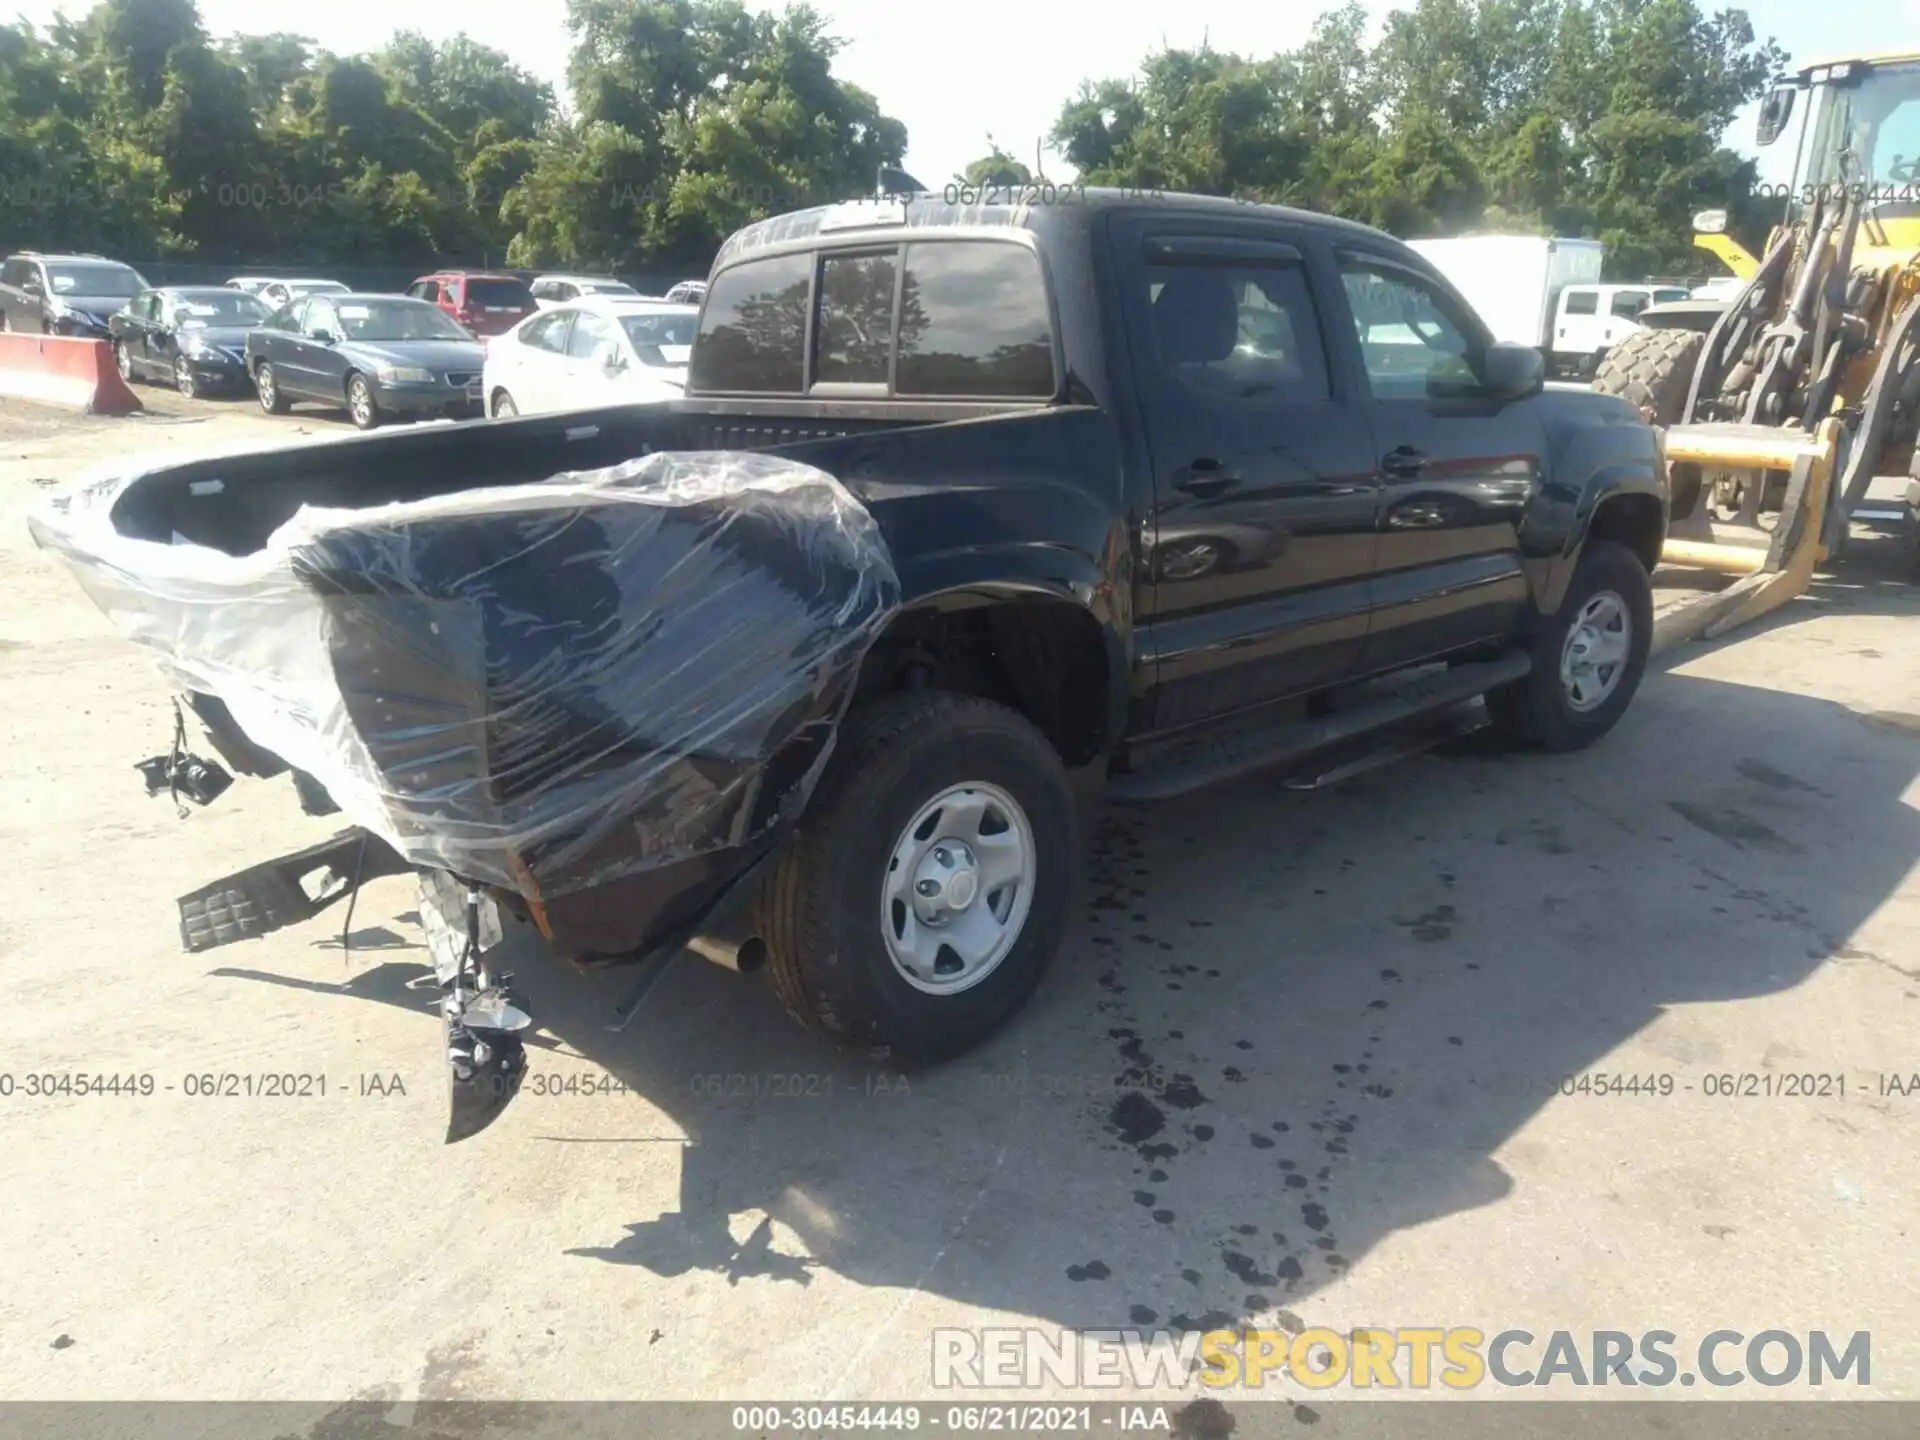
<box><xmin>0</xmin><ymin>332</ymin><xmax>143</xmax><ymax>414</ymax></box>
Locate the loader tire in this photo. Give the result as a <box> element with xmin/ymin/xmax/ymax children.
<box><xmin>1592</xmin><ymin>326</ymin><xmax>1703</xmax><ymax>427</ymax></box>
<box><xmin>754</xmin><ymin>691</ymin><xmax>1077</xmax><ymax>1067</ymax></box>
<box><xmin>1593</xmin><ymin>326</ymin><xmax>1706</xmax><ymax>519</ymax></box>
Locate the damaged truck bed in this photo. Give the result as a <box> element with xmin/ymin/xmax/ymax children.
<box><xmin>33</xmin><ymin>425</ymin><xmax>904</xmax><ymax>1138</ymax></box>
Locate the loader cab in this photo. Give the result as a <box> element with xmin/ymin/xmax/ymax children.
<box><xmin>1771</xmin><ymin>55</ymin><xmax>1920</xmax><ymax>237</ymax></box>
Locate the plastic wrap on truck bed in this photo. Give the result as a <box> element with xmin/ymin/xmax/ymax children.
<box><xmin>30</xmin><ymin>449</ymin><xmax>903</xmax><ymax>920</ymax></box>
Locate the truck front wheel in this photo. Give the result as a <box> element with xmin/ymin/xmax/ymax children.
<box><xmin>1487</xmin><ymin>539</ymin><xmax>1653</xmax><ymax>753</ymax></box>
<box><xmin>755</xmin><ymin>691</ymin><xmax>1078</xmax><ymax>1065</ymax></box>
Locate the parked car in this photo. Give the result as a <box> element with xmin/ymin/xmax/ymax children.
<box><xmin>0</xmin><ymin>252</ymin><xmax>149</xmax><ymax>337</ymax></box>
<box><xmin>244</xmin><ymin>278</ymin><xmax>350</xmax><ymax>311</ymax></box>
<box><xmin>529</xmin><ymin>274</ymin><xmax>642</xmax><ymax>308</ymax></box>
<box><xmin>226</xmin><ymin>276</ymin><xmax>277</xmax><ymax>295</ymax></box>
<box><xmin>109</xmin><ymin>286</ymin><xmax>273</xmax><ymax>397</ymax></box>
<box><xmin>245</xmin><ymin>292</ymin><xmax>486</xmax><ymax>429</ymax></box>
<box><xmin>38</xmin><ymin>189</ymin><xmax>1667</xmax><ymax>1141</ymax></box>
<box><xmin>661</xmin><ymin>279</ymin><xmax>707</xmax><ymax>305</ymax></box>
<box><xmin>406</xmin><ymin>271</ymin><xmax>536</xmax><ymax>338</ymax></box>
<box><xmin>481</xmin><ymin>298</ymin><xmax>696</xmax><ymax>417</ymax></box>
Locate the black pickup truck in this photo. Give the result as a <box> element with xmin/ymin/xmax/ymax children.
<box><xmin>35</xmin><ymin>189</ymin><xmax>1666</xmax><ymax>1140</ymax></box>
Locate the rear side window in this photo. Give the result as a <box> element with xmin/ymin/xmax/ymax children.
<box><xmin>520</xmin><ymin>311</ymin><xmax>572</xmax><ymax>353</ymax></box>
<box><xmin>815</xmin><ymin>251</ymin><xmax>897</xmax><ymax>385</ymax></box>
<box><xmin>467</xmin><ymin>278</ymin><xmax>532</xmax><ymax>308</ymax></box>
<box><xmin>1610</xmin><ymin>290</ymin><xmax>1650</xmax><ymax>319</ymax></box>
<box><xmin>1564</xmin><ymin>289</ymin><xmax>1598</xmax><ymax>316</ymax></box>
<box><xmin>567</xmin><ymin>310</ymin><xmax>618</xmax><ymax>360</ymax></box>
<box><xmin>1143</xmin><ymin>260</ymin><xmax>1330</xmax><ymax>404</ymax></box>
<box><xmin>691</xmin><ymin>251</ymin><xmax>812</xmax><ymax>393</ymax></box>
<box><xmin>896</xmin><ymin>242</ymin><xmax>1054</xmax><ymax>398</ymax></box>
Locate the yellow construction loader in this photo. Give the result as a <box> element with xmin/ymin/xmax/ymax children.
<box><xmin>1592</xmin><ymin>50</ymin><xmax>1920</xmax><ymax>646</ymax></box>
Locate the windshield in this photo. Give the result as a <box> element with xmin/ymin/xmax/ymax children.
<box><xmin>1801</xmin><ymin>61</ymin><xmax>1920</xmax><ymax>203</ymax></box>
<box><xmin>47</xmin><ymin>264</ymin><xmax>144</xmax><ymax>297</ymax></box>
<box><xmin>582</xmin><ymin>281</ymin><xmax>638</xmax><ymax>296</ymax></box>
<box><xmin>171</xmin><ymin>291</ymin><xmax>270</xmax><ymax>326</ymax></box>
<box><xmin>292</xmin><ymin>281</ymin><xmax>349</xmax><ymax>295</ymax></box>
<box><xmin>334</xmin><ymin>299</ymin><xmax>472</xmax><ymax>342</ymax></box>
<box><xmin>619</xmin><ymin>312</ymin><xmax>696</xmax><ymax>364</ymax></box>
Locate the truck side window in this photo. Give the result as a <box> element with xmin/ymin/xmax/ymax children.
<box><xmin>1610</xmin><ymin>290</ymin><xmax>1650</xmax><ymax>319</ymax></box>
<box><xmin>1563</xmin><ymin>289</ymin><xmax>1599</xmax><ymax>316</ymax></box>
<box><xmin>1338</xmin><ymin>262</ymin><xmax>1478</xmax><ymax>399</ymax></box>
<box><xmin>690</xmin><ymin>251</ymin><xmax>812</xmax><ymax>393</ymax></box>
<box><xmin>815</xmin><ymin>250</ymin><xmax>896</xmax><ymax>385</ymax></box>
<box><xmin>1144</xmin><ymin>262</ymin><xmax>1330</xmax><ymax>404</ymax></box>
<box><xmin>895</xmin><ymin>242</ymin><xmax>1054</xmax><ymax>398</ymax></box>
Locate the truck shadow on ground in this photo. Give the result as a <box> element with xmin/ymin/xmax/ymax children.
<box><xmin>219</xmin><ymin>613</ymin><xmax>1920</xmax><ymax>1346</ymax></box>
<box><xmin>508</xmin><ymin>649</ymin><xmax>1920</xmax><ymax>1339</ymax></box>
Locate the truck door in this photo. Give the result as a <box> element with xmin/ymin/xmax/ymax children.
<box><xmin>1116</xmin><ymin>221</ymin><xmax>1381</xmax><ymax>732</ymax></box>
<box><xmin>1330</xmin><ymin>248</ymin><xmax>1538</xmax><ymax>674</ymax></box>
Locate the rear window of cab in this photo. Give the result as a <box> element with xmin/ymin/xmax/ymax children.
<box><xmin>689</xmin><ymin>239</ymin><xmax>1056</xmax><ymax>400</ymax></box>
<box><xmin>463</xmin><ymin>278</ymin><xmax>533</xmax><ymax>307</ymax></box>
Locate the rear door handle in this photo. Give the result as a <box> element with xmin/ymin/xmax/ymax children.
<box><xmin>1173</xmin><ymin>457</ymin><xmax>1240</xmax><ymax>498</ymax></box>
<box><xmin>1380</xmin><ymin>446</ymin><xmax>1429</xmax><ymax>479</ymax></box>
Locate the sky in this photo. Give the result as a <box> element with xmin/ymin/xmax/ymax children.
<box><xmin>10</xmin><ymin>0</ymin><xmax>1920</xmax><ymax>187</ymax></box>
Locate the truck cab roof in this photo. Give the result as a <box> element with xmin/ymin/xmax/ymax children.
<box><xmin>712</xmin><ymin>187</ymin><xmax>1392</xmax><ymax>270</ymax></box>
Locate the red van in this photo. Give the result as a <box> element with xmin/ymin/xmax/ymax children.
<box><xmin>405</xmin><ymin>271</ymin><xmax>536</xmax><ymax>338</ymax></box>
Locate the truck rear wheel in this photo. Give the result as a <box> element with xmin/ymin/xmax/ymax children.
<box><xmin>755</xmin><ymin>691</ymin><xmax>1077</xmax><ymax>1066</ymax></box>
<box><xmin>1487</xmin><ymin>539</ymin><xmax>1652</xmax><ymax>753</ymax></box>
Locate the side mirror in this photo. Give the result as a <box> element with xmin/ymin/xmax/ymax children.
<box><xmin>1693</xmin><ymin>208</ymin><xmax>1729</xmax><ymax>235</ymax></box>
<box><xmin>23</xmin><ymin>277</ymin><xmax>41</xmax><ymax>295</ymax></box>
<box><xmin>312</xmin><ymin>329</ymin><xmax>338</xmax><ymax>345</ymax></box>
<box><xmin>1757</xmin><ymin>85</ymin><xmax>1797</xmax><ymax>147</ymax></box>
<box><xmin>595</xmin><ymin>341</ymin><xmax>627</xmax><ymax>372</ymax></box>
<box><xmin>1478</xmin><ymin>341</ymin><xmax>1546</xmax><ymax>403</ymax></box>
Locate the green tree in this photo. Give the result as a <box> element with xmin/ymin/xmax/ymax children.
<box><xmin>378</xmin><ymin>33</ymin><xmax>553</xmax><ymax>159</ymax></box>
<box><xmin>959</xmin><ymin>139</ymin><xmax>1032</xmax><ymax>187</ymax></box>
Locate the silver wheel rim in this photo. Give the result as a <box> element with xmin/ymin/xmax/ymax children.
<box><xmin>257</xmin><ymin>366</ymin><xmax>275</xmax><ymax>407</ymax></box>
<box><xmin>1560</xmin><ymin>589</ymin><xmax>1631</xmax><ymax>712</ymax></box>
<box><xmin>881</xmin><ymin>781</ymin><xmax>1036</xmax><ymax>996</ymax></box>
<box><xmin>115</xmin><ymin>343</ymin><xmax>130</xmax><ymax>379</ymax></box>
<box><xmin>495</xmin><ymin>392</ymin><xmax>515</xmax><ymax>417</ymax></box>
<box><xmin>349</xmin><ymin>379</ymin><xmax>372</xmax><ymax>424</ymax></box>
<box><xmin>175</xmin><ymin>357</ymin><xmax>193</xmax><ymax>396</ymax></box>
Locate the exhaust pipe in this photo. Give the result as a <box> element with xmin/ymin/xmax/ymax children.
<box><xmin>686</xmin><ymin>917</ymin><xmax>767</xmax><ymax>974</ymax></box>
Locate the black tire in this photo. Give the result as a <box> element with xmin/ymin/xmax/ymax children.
<box><xmin>491</xmin><ymin>389</ymin><xmax>518</xmax><ymax>419</ymax></box>
<box><xmin>254</xmin><ymin>361</ymin><xmax>289</xmax><ymax>414</ymax></box>
<box><xmin>1592</xmin><ymin>326</ymin><xmax>1703</xmax><ymax>427</ymax></box>
<box><xmin>1593</xmin><ymin>326</ymin><xmax>1707</xmax><ymax>518</ymax></box>
<box><xmin>1488</xmin><ymin>539</ymin><xmax>1653</xmax><ymax>753</ymax></box>
<box><xmin>754</xmin><ymin>691</ymin><xmax>1078</xmax><ymax>1066</ymax></box>
<box><xmin>346</xmin><ymin>372</ymin><xmax>380</xmax><ymax>430</ymax></box>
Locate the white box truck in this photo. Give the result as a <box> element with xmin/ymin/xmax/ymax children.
<box><xmin>1408</xmin><ymin>235</ymin><xmax>1612</xmax><ymax>377</ymax></box>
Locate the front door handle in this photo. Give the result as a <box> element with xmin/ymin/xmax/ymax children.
<box><xmin>1173</xmin><ymin>457</ymin><xmax>1240</xmax><ymax>498</ymax></box>
<box><xmin>1380</xmin><ymin>446</ymin><xmax>1429</xmax><ymax>479</ymax></box>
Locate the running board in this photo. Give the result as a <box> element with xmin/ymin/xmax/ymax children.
<box><xmin>1108</xmin><ymin>653</ymin><xmax>1531</xmax><ymax>803</ymax></box>
<box><xmin>1281</xmin><ymin>700</ymin><xmax>1491</xmax><ymax>791</ymax></box>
